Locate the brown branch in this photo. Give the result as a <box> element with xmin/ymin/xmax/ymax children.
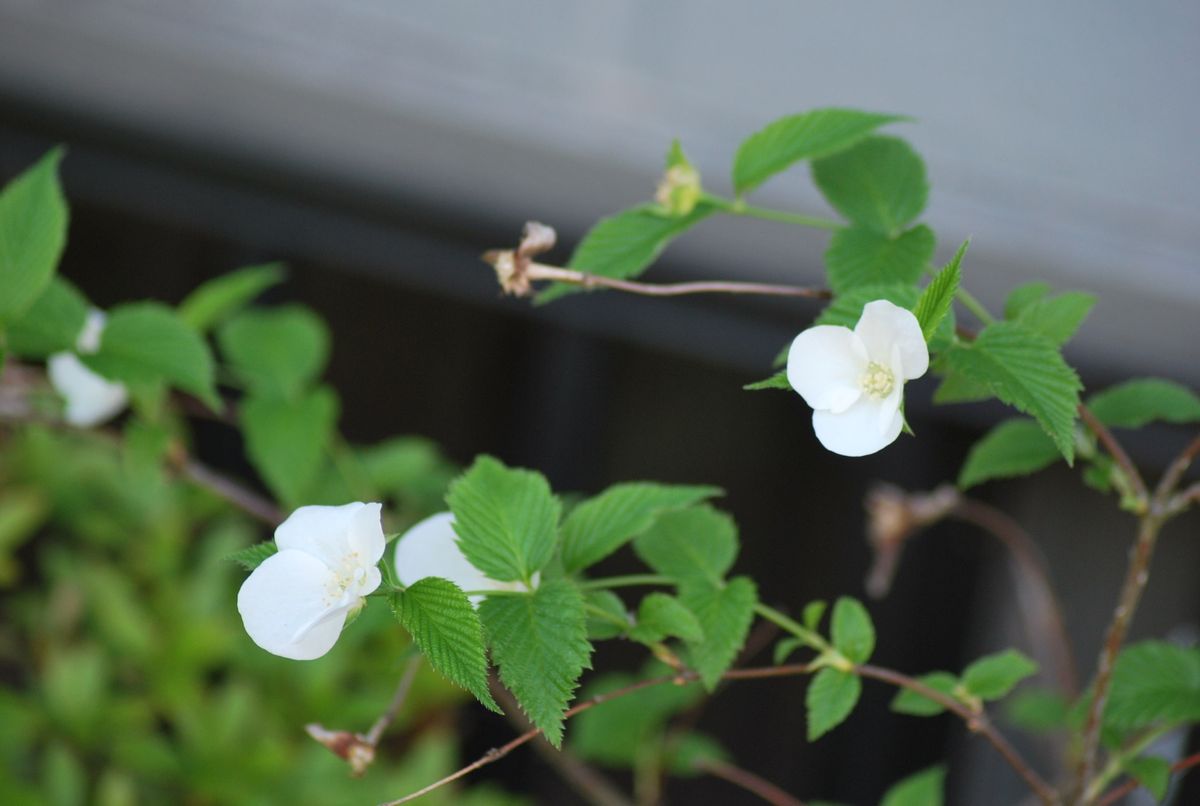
<box><xmin>177</xmin><ymin>455</ymin><xmax>283</xmax><ymax>525</ymax></box>
<box><xmin>1077</xmin><ymin>405</ymin><xmax>1149</xmax><ymax>506</ymax></box>
<box><xmin>490</xmin><ymin>682</ymin><xmax>633</xmax><ymax>806</ymax></box>
<box><xmin>1156</xmin><ymin>433</ymin><xmax>1200</xmax><ymax>506</ymax></box>
<box><xmin>695</xmin><ymin>758</ymin><xmax>806</xmax><ymax>806</ymax></box>
<box><xmin>364</xmin><ymin>656</ymin><xmax>423</xmax><ymax>747</ymax></box>
<box><xmin>953</xmin><ymin>497</ymin><xmax>1079</xmax><ymax>697</ymax></box>
<box><xmin>1095</xmin><ymin>750</ymin><xmax>1200</xmax><ymax>806</ymax></box>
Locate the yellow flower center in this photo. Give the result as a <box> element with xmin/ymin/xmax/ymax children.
<box><xmin>861</xmin><ymin>362</ymin><xmax>896</xmax><ymax>399</ymax></box>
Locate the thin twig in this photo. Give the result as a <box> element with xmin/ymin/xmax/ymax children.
<box><xmin>953</xmin><ymin>497</ymin><xmax>1079</xmax><ymax>696</ymax></box>
<box><xmin>1095</xmin><ymin>751</ymin><xmax>1200</xmax><ymax>806</ymax></box>
<box><xmin>696</xmin><ymin>758</ymin><xmax>806</xmax><ymax>806</ymax></box>
<box><xmin>1156</xmin><ymin>433</ymin><xmax>1200</xmax><ymax>504</ymax></box>
<box><xmin>1077</xmin><ymin>405</ymin><xmax>1149</xmax><ymax>506</ymax></box>
<box><xmin>178</xmin><ymin>456</ymin><xmax>283</xmax><ymax>525</ymax></box>
<box><xmin>365</xmin><ymin>656</ymin><xmax>423</xmax><ymax>747</ymax></box>
<box><xmin>490</xmin><ymin>682</ymin><xmax>633</xmax><ymax>806</ymax></box>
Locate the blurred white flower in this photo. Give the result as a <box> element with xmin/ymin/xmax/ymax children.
<box><xmin>47</xmin><ymin>309</ymin><xmax>128</xmax><ymax>427</ymax></box>
<box><xmin>393</xmin><ymin>511</ymin><xmax>536</xmax><ymax>605</ymax></box>
<box><xmin>786</xmin><ymin>299</ymin><xmax>928</xmax><ymax>457</ymax></box>
<box><xmin>237</xmin><ymin>502</ymin><xmax>385</xmax><ymax>660</ymax></box>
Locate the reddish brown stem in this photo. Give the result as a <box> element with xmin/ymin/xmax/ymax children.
<box><xmin>521</xmin><ymin>263</ymin><xmax>830</xmax><ymax>300</ymax></box>
<box><xmin>178</xmin><ymin>456</ymin><xmax>283</xmax><ymax>525</ymax></box>
<box><xmin>1077</xmin><ymin>405</ymin><xmax>1149</xmax><ymax>505</ymax></box>
<box><xmin>696</xmin><ymin>758</ymin><xmax>806</xmax><ymax>806</ymax></box>
<box><xmin>1095</xmin><ymin>750</ymin><xmax>1200</xmax><ymax>806</ymax></box>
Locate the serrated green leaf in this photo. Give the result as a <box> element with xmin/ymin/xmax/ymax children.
<box><xmin>571</xmin><ymin>664</ymin><xmax>701</xmax><ymax>767</ymax></box>
<box><xmin>560</xmin><ymin>482</ymin><xmax>720</xmax><ymax>573</ymax></box>
<box><xmin>630</xmin><ymin>592</ymin><xmax>704</xmax><ymax>644</ymax></box>
<box><xmin>1004</xmin><ymin>282</ymin><xmax>1052</xmax><ymax>320</ymax></box>
<box><xmin>81</xmin><ymin>302</ymin><xmax>218</xmax><ymax>407</ymax></box>
<box><xmin>537</xmin><ymin>202</ymin><xmax>716</xmax><ymax>303</ymax></box>
<box><xmin>825</xmin><ymin>224</ymin><xmax>935</xmax><ymax>294</ymax></box>
<box><xmin>743</xmin><ymin>370</ymin><xmax>791</xmax><ymax>391</ymax></box>
<box><xmin>241</xmin><ymin>386</ymin><xmax>339</xmax><ymax>507</ymax></box>
<box><xmin>958</xmin><ymin>418</ymin><xmax>1062</xmax><ymax>489</ymax></box>
<box><xmin>4</xmin><ymin>277</ymin><xmax>88</xmax><ymax>358</ymax></box>
<box><xmin>942</xmin><ymin>321</ymin><xmax>1082</xmax><ymax>462</ymax></box>
<box><xmin>1121</xmin><ymin>755</ymin><xmax>1171</xmax><ymax>802</ymax></box>
<box><xmin>732</xmin><ymin>109</ymin><xmax>906</xmax><ymax>195</ymax></box>
<box><xmin>1105</xmin><ymin>641</ymin><xmax>1200</xmax><ymax>732</ymax></box>
<box><xmin>0</xmin><ymin>148</ymin><xmax>68</xmax><ymax>324</ymax></box>
<box><xmin>890</xmin><ymin>672</ymin><xmax>958</xmax><ymax>716</ymax></box>
<box><xmin>179</xmin><ymin>263</ymin><xmax>285</xmax><ymax>332</ymax></box>
<box><xmin>446</xmin><ymin>456</ymin><xmax>561</xmax><ymax>584</ymax></box>
<box><xmin>480</xmin><ymin>580</ymin><xmax>592</xmax><ymax>747</ymax></box>
<box><xmin>933</xmin><ymin>367</ymin><xmax>993</xmax><ymax>404</ymax></box>
<box><xmin>391</xmin><ymin>577</ymin><xmax>499</xmax><ymax>713</ymax></box>
<box><xmin>831</xmin><ymin>597</ymin><xmax>875</xmax><ymax>664</ymax></box>
<box><xmin>1009</xmin><ymin>291</ymin><xmax>1093</xmax><ymax>348</ymax></box>
<box><xmin>633</xmin><ymin>505</ymin><xmax>738</xmax><ymax>587</ymax></box>
<box><xmin>913</xmin><ymin>240</ymin><xmax>968</xmax><ymax>343</ymax></box>
<box><xmin>224</xmin><ymin>541</ymin><xmax>278</xmax><ymax>571</ymax></box>
<box><xmin>804</xmin><ymin>600</ymin><xmax>828</xmax><ymax>632</ymax></box>
<box><xmin>217</xmin><ymin>305</ymin><xmax>329</xmax><ymax>399</ymax></box>
<box><xmin>806</xmin><ymin>667</ymin><xmax>861</xmax><ymax>741</ymax></box>
<box><xmin>680</xmin><ymin>577</ymin><xmax>757</xmax><ymax>690</ymax></box>
<box><xmin>812</xmin><ymin>136</ymin><xmax>928</xmax><ymax>236</ymax></box>
<box><xmin>1005</xmin><ymin>688</ymin><xmax>1071</xmax><ymax>733</ymax></box>
<box><xmin>961</xmin><ymin>649</ymin><xmax>1038</xmax><ymax>701</ymax></box>
<box><xmin>816</xmin><ymin>283</ymin><xmax>918</xmax><ymax>329</ymax></box>
<box><xmin>1087</xmin><ymin>379</ymin><xmax>1200</xmax><ymax>429</ymax></box>
<box><xmin>584</xmin><ymin>590</ymin><xmax>630</xmax><ymax>640</ymax></box>
<box><xmin>881</xmin><ymin>766</ymin><xmax>945</xmax><ymax>806</ymax></box>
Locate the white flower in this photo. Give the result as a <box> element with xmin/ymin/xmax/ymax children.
<box><xmin>47</xmin><ymin>309</ymin><xmax>128</xmax><ymax>427</ymax></box>
<box><xmin>237</xmin><ymin>502</ymin><xmax>385</xmax><ymax>660</ymax></box>
<box><xmin>393</xmin><ymin>511</ymin><xmax>536</xmax><ymax>605</ymax></box>
<box><xmin>786</xmin><ymin>299</ymin><xmax>929</xmax><ymax>457</ymax></box>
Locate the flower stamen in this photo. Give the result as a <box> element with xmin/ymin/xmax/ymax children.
<box><xmin>861</xmin><ymin>362</ymin><xmax>896</xmax><ymax>399</ymax></box>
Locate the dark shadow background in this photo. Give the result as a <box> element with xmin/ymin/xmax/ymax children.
<box><xmin>2</xmin><ymin>92</ymin><xmax>1197</xmax><ymax>805</ymax></box>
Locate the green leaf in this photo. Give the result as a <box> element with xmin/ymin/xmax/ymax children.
<box><xmin>560</xmin><ymin>482</ymin><xmax>721</xmax><ymax>573</ymax></box>
<box><xmin>584</xmin><ymin>590</ymin><xmax>630</xmax><ymax>640</ymax></box>
<box><xmin>890</xmin><ymin>672</ymin><xmax>958</xmax><ymax>716</ymax></box>
<box><xmin>774</xmin><ymin>637</ymin><xmax>808</xmax><ymax>665</ymax></box>
<box><xmin>732</xmin><ymin>108</ymin><xmax>906</xmax><ymax>195</ymax></box>
<box><xmin>217</xmin><ymin>305</ymin><xmax>329</xmax><ymax>399</ymax></box>
<box><xmin>630</xmin><ymin>592</ymin><xmax>704</xmax><ymax>644</ymax></box>
<box><xmin>241</xmin><ymin>387</ymin><xmax>339</xmax><ymax>507</ymax></box>
<box><xmin>0</xmin><ymin>148</ymin><xmax>68</xmax><ymax>324</ymax></box>
<box><xmin>81</xmin><ymin>302</ymin><xmax>218</xmax><ymax>407</ymax></box>
<box><xmin>1105</xmin><ymin>641</ymin><xmax>1200</xmax><ymax>732</ymax></box>
<box><xmin>391</xmin><ymin>577</ymin><xmax>500</xmax><ymax>713</ymax></box>
<box><xmin>831</xmin><ymin>597</ymin><xmax>875</xmax><ymax>664</ymax></box>
<box><xmin>446</xmin><ymin>456</ymin><xmax>561</xmax><ymax>584</ymax></box>
<box><xmin>743</xmin><ymin>370</ymin><xmax>791</xmax><ymax>391</ymax></box>
<box><xmin>806</xmin><ymin>667</ymin><xmax>861</xmax><ymax>741</ymax></box>
<box><xmin>1087</xmin><ymin>379</ymin><xmax>1200</xmax><ymax>429</ymax></box>
<box><xmin>1121</xmin><ymin>755</ymin><xmax>1171</xmax><ymax>802</ymax></box>
<box><xmin>815</xmin><ymin>283</ymin><xmax>918</xmax><ymax>328</ymax></box>
<box><xmin>1012</xmin><ymin>291</ymin><xmax>1095</xmax><ymax>346</ymax></box>
<box><xmin>4</xmin><ymin>277</ymin><xmax>88</xmax><ymax>358</ymax></box>
<box><xmin>679</xmin><ymin>577</ymin><xmax>757</xmax><ymax>690</ymax></box>
<box><xmin>633</xmin><ymin>505</ymin><xmax>738</xmax><ymax>588</ymax></box>
<box><xmin>1006</xmin><ymin>688</ymin><xmax>1071</xmax><ymax>733</ymax></box>
<box><xmin>664</xmin><ymin>732</ymin><xmax>729</xmax><ymax>776</ymax></box>
<box><xmin>933</xmin><ymin>367</ymin><xmax>993</xmax><ymax>404</ymax></box>
<box><xmin>961</xmin><ymin>649</ymin><xmax>1038</xmax><ymax>700</ymax></box>
<box><xmin>913</xmin><ymin>240</ymin><xmax>968</xmax><ymax>343</ymax></box>
<box><xmin>178</xmin><ymin>263</ymin><xmax>285</xmax><ymax>332</ymax></box>
<box><xmin>572</xmin><ymin>665</ymin><xmax>701</xmax><ymax>767</ymax></box>
<box><xmin>941</xmin><ymin>321</ymin><xmax>1082</xmax><ymax>462</ymax></box>
<box><xmin>825</xmin><ymin>224</ymin><xmax>935</xmax><ymax>294</ymax></box>
<box><xmin>480</xmin><ymin>580</ymin><xmax>592</xmax><ymax>747</ymax></box>
<box><xmin>811</xmin><ymin>136</ymin><xmax>928</xmax><ymax>236</ymax></box>
<box><xmin>1004</xmin><ymin>282</ymin><xmax>1052</xmax><ymax>319</ymax></box>
<box><xmin>224</xmin><ymin>541</ymin><xmax>277</xmax><ymax>571</ymax></box>
<box><xmin>881</xmin><ymin>766</ymin><xmax>945</xmax><ymax>806</ymax></box>
<box><xmin>804</xmin><ymin>600</ymin><xmax>828</xmax><ymax>632</ymax></box>
<box><xmin>958</xmin><ymin>418</ymin><xmax>1062</xmax><ymax>489</ymax></box>
<box><xmin>537</xmin><ymin>202</ymin><xmax>716</xmax><ymax>303</ymax></box>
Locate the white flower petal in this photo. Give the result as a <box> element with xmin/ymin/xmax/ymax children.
<box><xmin>812</xmin><ymin>394</ymin><xmax>905</xmax><ymax>457</ymax></box>
<box><xmin>854</xmin><ymin>300</ymin><xmax>929</xmax><ymax>380</ymax></box>
<box><xmin>237</xmin><ymin>550</ymin><xmax>349</xmax><ymax>660</ymax></box>
<box><xmin>394</xmin><ymin>511</ymin><xmax>534</xmax><ymax>605</ymax></box>
<box><xmin>275</xmin><ymin>502</ymin><xmax>384</xmax><ymax>569</ymax></box>
<box><xmin>786</xmin><ymin>325</ymin><xmax>868</xmax><ymax>414</ymax></box>
<box><xmin>47</xmin><ymin>352</ymin><xmax>129</xmax><ymax>427</ymax></box>
<box><xmin>875</xmin><ymin>344</ymin><xmax>906</xmax><ymax>433</ymax></box>
<box><xmin>77</xmin><ymin>309</ymin><xmax>107</xmax><ymax>354</ymax></box>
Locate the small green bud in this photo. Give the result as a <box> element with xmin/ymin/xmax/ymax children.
<box><xmin>655</xmin><ymin>140</ymin><xmax>703</xmax><ymax>216</ymax></box>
